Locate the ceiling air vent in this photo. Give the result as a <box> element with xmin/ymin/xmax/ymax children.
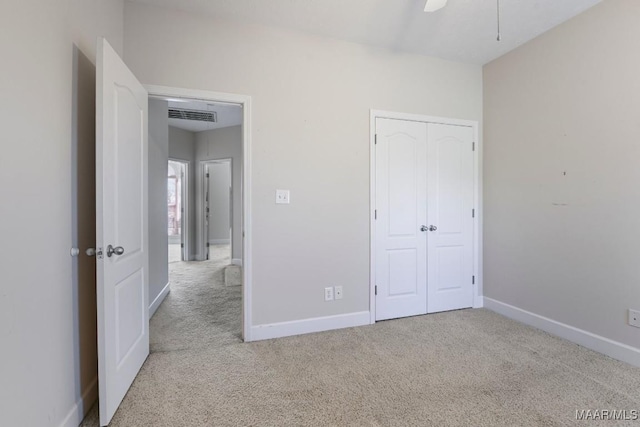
<box><xmin>168</xmin><ymin>108</ymin><xmax>217</xmax><ymax>123</ymax></box>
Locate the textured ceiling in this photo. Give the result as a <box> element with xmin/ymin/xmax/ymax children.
<box><xmin>129</xmin><ymin>0</ymin><xmax>601</xmax><ymax>64</ymax></box>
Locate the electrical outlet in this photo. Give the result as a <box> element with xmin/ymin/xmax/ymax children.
<box><xmin>275</xmin><ymin>189</ymin><xmax>290</xmax><ymax>204</ymax></box>
<box><xmin>334</xmin><ymin>286</ymin><xmax>343</xmax><ymax>300</ymax></box>
<box><xmin>324</xmin><ymin>287</ymin><xmax>334</xmax><ymax>301</ymax></box>
<box><xmin>629</xmin><ymin>309</ymin><xmax>640</xmax><ymax>328</ymax></box>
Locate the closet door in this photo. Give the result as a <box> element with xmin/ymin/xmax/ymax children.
<box><xmin>426</xmin><ymin>123</ymin><xmax>474</xmax><ymax>313</ymax></box>
<box><xmin>374</xmin><ymin>118</ymin><xmax>428</xmax><ymax>320</ymax></box>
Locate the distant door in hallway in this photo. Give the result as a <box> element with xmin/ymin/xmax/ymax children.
<box><xmin>96</xmin><ymin>38</ymin><xmax>149</xmax><ymax>426</ymax></box>
<box><xmin>374</xmin><ymin>118</ymin><xmax>475</xmax><ymax>321</ymax></box>
<box><xmin>168</xmin><ymin>160</ymin><xmax>187</xmax><ymax>262</ymax></box>
<box><xmin>203</xmin><ymin>160</ymin><xmax>232</xmax><ymax>261</ymax></box>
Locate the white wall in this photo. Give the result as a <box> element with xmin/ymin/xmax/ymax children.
<box><xmin>484</xmin><ymin>0</ymin><xmax>640</xmax><ymax>350</ymax></box>
<box><xmin>148</xmin><ymin>98</ymin><xmax>169</xmax><ymax>310</ymax></box>
<box><xmin>207</xmin><ymin>162</ymin><xmax>231</xmax><ymax>244</ymax></box>
<box><xmin>124</xmin><ymin>2</ymin><xmax>482</xmax><ymax>326</ymax></box>
<box><xmin>0</xmin><ymin>0</ymin><xmax>124</xmax><ymax>425</ymax></box>
<box><xmin>168</xmin><ymin>126</ymin><xmax>197</xmax><ymax>257</ymax></box>
<box><xmin>196</xmin><ymin>126</ymin><xmax>242</xmax><ymax>261</ymax></box>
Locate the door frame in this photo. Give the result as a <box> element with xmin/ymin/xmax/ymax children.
<box><xmin>369</xmin><ymin>109</ymin><xmax>483</xmax><ymax>324</ymax></box>
<box><xmin>200</xmin><ymin>158</ymin><xmax>233</xmax><ymax>261</ymax></box>
<box><xmin>168</xmin><ymin>158</ymin><xmax>190</xmax><ymax>261</ymax></box>
<box><xmin>147</xmin><ymin>85</ymin><xmax>253</xmax><ymax>342</ymax></box>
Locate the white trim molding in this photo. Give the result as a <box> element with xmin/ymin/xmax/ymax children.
<box><xmin>149</xmin><ymin>282</ymin><xmax>170</xmax><ymax>318</ymax></box>
<box><xmin>485</xmin><ymin>298</ymin><xmax>640</xmax><ymax>368</ymax></box>
<box><xmin>251</xmin><ymin>311</ymin><xmax>370</xmax><ymax>341</ymax></box>
<box><xmin>59</xmin><ymin>377</ymin><xmax>97</xmax><ymax>427</ymax></box>
<box><xmin>146</xmin><ymin>85</ymin><xmax>253</xmax><ymax>342</ymax></box>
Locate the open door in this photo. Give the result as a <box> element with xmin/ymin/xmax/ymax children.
<box><xmin>96</xmin><ymin>37</ymin><xmax>149</xmax><ymax>426</ymax></box>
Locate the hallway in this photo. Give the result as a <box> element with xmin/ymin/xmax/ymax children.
<box><xmin>152</xmin><ymin>244</ymin><xmax>242</xmax><ymax>352</ymax></box>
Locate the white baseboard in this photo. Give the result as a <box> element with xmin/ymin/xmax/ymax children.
<box><xmin>250</xmin><ymin>311</ymin><xmax>370</xmax><ymax>342</ymax></box>
<box><xmin>209</xmin><ymin>239</ymin><xmax>230</xmax><ymax>245</ymax></box>
<box><xmin>231</xmin><ymin>258</ymin><xmax>242</xmax><ymax>267</ymax></box>
<box><xmin>59</xmin><ymin>377</ymin><xmax>97</xmax><ymax>427</ymax></box>
<box><xmin>149</xmin><ymin>282</ymin><xmax>170</xmax><ymax>318</ymax></box>
<box><xmin>484</xmin><ymin>297</ymin><xmax>640</xmax><ymax>368</ymax></box>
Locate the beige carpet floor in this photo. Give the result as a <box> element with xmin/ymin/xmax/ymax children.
<box><xmin>81</xmin><ymin>252</ymin><xmax>640</xmax><ymax>426</ymax></box>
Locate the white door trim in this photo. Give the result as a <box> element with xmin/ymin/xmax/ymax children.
<box><xmin>369</xmin><ymin>109</ymin><xmax>482</xmax><ymax>324</ymax></box>
<box><xmin>146</xmin><ymin>85</ymin><xmax>253</xmax><ymax>342</ymax></box>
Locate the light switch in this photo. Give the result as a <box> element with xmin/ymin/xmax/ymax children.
<box><xmin>276</xmin><ymin>189</ymin><xmax>290</xmax><ymax>204</ymax></box>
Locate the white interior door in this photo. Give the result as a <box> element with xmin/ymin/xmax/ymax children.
<box><xmin>375</xmin><ymin>118</ymin><xmax>428</xmax><ymax>320</ymax></box>
<box><xmin>96</xmin><ymin>37</ymin><xmax>149</xmax><ymax>426</ymax></box>
<box><xmin>426</xmin><ymin>123</ymin><xmax>474</xmax><ymax>313</ymax></box>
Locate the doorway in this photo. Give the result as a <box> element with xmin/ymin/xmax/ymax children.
<box><xmin>370</xmin><ymin>111</ymin><xmax>481</xmax><ymax>322</ymax></box>
<box><xmin>147</xmin><ymin>85</ymin><xmax>252</xmax><ymax>342</ymax></box>
<box><xmin>168</xmin><ymin>159</ymin><xmax>188</xmax><ymax>263</ymax></box>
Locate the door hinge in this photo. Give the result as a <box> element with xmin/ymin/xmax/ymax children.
<box><xmin>206</xmin><ymin>173</ymin><xmax>210</xmax><ymax>178</ymax></box>
<box><xmin>472</xmin><ymin>142</ymin><xmax>475</xmax><ymax>151</ymax></box>
<box><xmin>181</xmin><ymin>243</ymin><xmax>184</xmax><ymax>248</ymax></box>
<box><xmin>375</xmin><ymin>134</ymin><xmax>378</xmax><ymax>145</ymax></box>
<box><xmin>375</xmin><ymin>285</ymin><xmax>378</xmax><ymax>295</ymax></box>
<box><xmin>472</xmin><ymin>208</ymin><xmax>475</xmax><ymax>218</ymax></box>
<box><xmin>472</xmin><ymin>275</ymin><xmax>475</xmax><ymax>285</ymax></box>
<box><xmin>374</xmin><ymin>210</ymin><xmax>377</xmax><ymax>220</ymax></box>
<box><xmin>206</xmin><ymin>242</ymin><xmax>210</xmax><ymax>247</ymax></box>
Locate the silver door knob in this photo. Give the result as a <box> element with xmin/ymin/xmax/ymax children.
<box><xmin>420</xmin><ymin>225</ymin><xmax>437</xmax><ymax>232</ymax></box>
<box><xmin>107</xmin><ymin>245</ymin><xmax>125</xmax><ymax>257</ymax></box>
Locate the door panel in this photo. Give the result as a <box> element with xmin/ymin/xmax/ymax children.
<box><xmin>388</xmin><ymin>249</ymin><xmax>418</xmax><ymax>296</ymax></box>
<box><xmin>97</xmin><ymin>37</ymin><xmax>149</xmax><ymax>426</ymax></box>
<box><xmin>375</xmin><ymin>118</ymin><xmax>427</xmax><ymax>321</ymax></box>
<box><xmin>114</xmin><ymin>270</ymin><xmax>145</xmax><ymax>364</ymax></box>
<box><xmin>114</xmin><ymin>86</ymin><xmax>144</xmax><ymax>255</ymax></box>
<box><xmin>426</xmin><ymin>123</ymin><xmax>474</xmax><ymax>313</ymax></box>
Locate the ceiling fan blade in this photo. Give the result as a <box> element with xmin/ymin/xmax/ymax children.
<box><xmin>424</xmin><ymin>0</ymin><xmax>448</xmax><ymax>12</ymax></box>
